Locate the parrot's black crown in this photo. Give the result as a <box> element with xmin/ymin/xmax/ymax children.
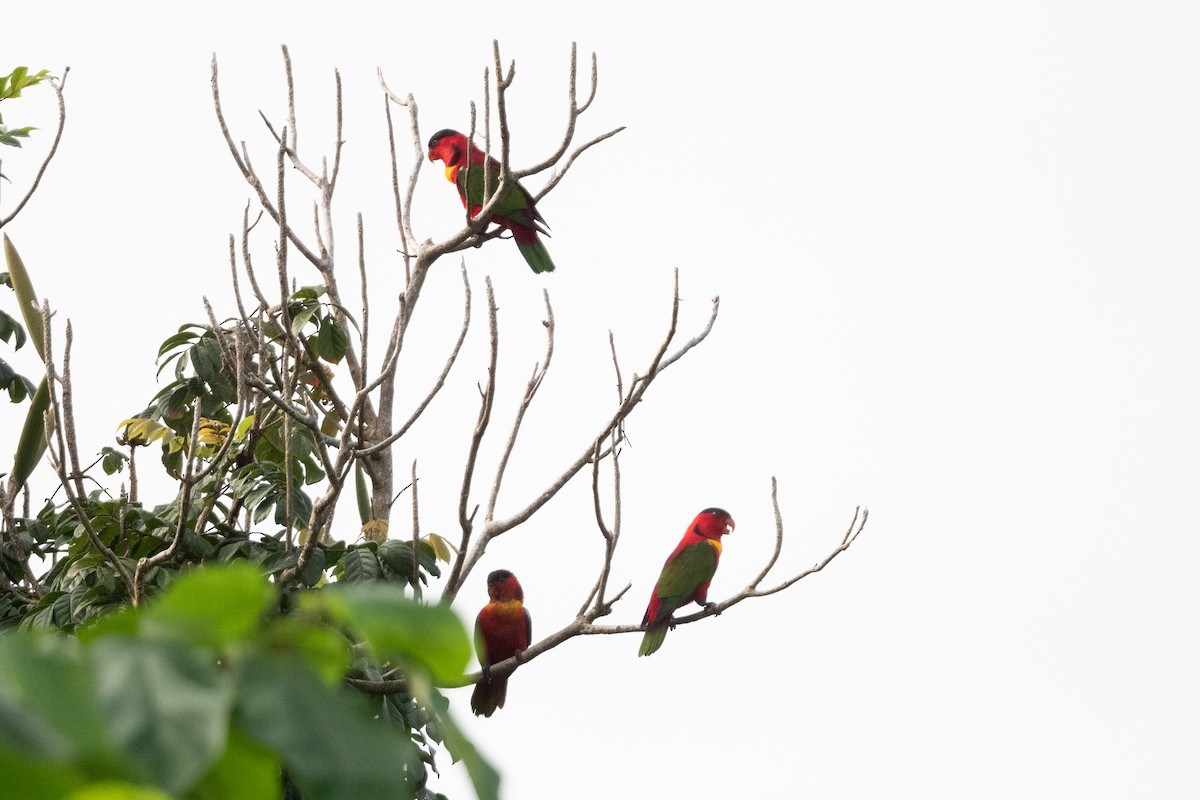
<box><xmin>486</xmin><ymin>569</ymin><xmax>514</xmax><ymax>585</ymax></box>
<box><xmin>428</xmin><ymin>128</ymin><xmax>460</xmax><ymax>149</ymax></box>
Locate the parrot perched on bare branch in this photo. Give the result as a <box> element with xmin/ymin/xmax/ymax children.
<box><xmin>427</xmin><ymin>129</ymin><xmax>555</xmax><ymax>273</ymax></box>
<box><xmin>472</xmin><ymin>569</ymin><xmax>532</xmax><ymax>717</ymax></box>
<box><xmin>639</xmin><ymin>508</ymin><xmax>735</xmax><ymax>657</ymax></box>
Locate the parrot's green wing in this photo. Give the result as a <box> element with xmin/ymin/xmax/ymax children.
<box><xmin>459</xmin><ymin>162</ymin><xmax>544</xmax><ymax>230</ymax></box>
<box><xmin>653</xmin><ymin>540</ymin><xmax>718</xmax><ymax>617</ymax></box>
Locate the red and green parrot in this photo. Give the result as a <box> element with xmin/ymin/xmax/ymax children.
<box><xmin>639</xmin><ymin>508</ymin><xmax>735</xmax><ymax>657</ymax></box>
<box><xmin>471</xmin><ymin>569</ymin><xmax>532</xmax><ymax>717</ymax></box>
<box><xmin>427</xmin><ymin>129</ymin><xmax>556</xmax><ymax>274</ymax></box>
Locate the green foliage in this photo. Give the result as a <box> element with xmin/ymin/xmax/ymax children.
<box><xmin>0</xmin><ymin>305</ymin><xmax>36</xmax><ymax>406</ymax></box>
<box><xmin>0</xmin><ymin>307</ymin><xmax>27</xmax><ymax>349</ymax></box>
<box><xmin>0</xmin><ymin>115</ymin><xmax>36</xmax><ymax>150</ymax></box>
<box><xmin>0</xmin><ymin>67</ymin><xmax>52</xmax><ymax>103</ymax></box>
<box><xmin>0</xmin><ymin>252</ymin><xmax>486</xmax><ymax>797</ymax></box>
<box><xmin>0</xmin><ymin>564</ymin><xmax>484</xmax><ymax>799</ymax></box>
<box><xmin>0</xmin><ymin>67</ymin><xmax>53</xmax><ymax>180</ymax></box>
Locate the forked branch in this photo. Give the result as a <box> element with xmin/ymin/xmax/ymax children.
<box><xmin>443</xmin><ymin>481</ymin><xmax>868</xmax><ymax>688</ymax></box>
<box><xmin>441</xmin><ymin>271</ymin><xmax>721</xmax><ymax>600</ymax></box>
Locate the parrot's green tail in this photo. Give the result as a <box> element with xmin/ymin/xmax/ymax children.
<box><xmin>638</xmin><ymin>625</ymin><xmax>668</xmax><ymax>657</ymax></box>
<box><xmin>516</xmin><ymin>239</ymin><xmax>556</xmax><ymax>274</ymax></box>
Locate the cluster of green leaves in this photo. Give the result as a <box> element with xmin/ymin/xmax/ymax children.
<box><xmin>0</xmin><ymin>295</ymin><xmax>35</xmax><ymax>402</ymax></box>
<box><xmin>4</xmin><ymin>496</ymin><xmax>162</xmax><ymax>629</ymax></box>
<box><xmin>0</xmin><ymin>245</ymin><xmax>480</xmax><ymax>798</ymax></box>
<box><xmin>0</xmin><ymin>562</ymin><xmax>497</xmax><ymax>800</ymax></box>
<box><xmin>0</xmin><ymin>67</ymin><xmax>51</xmax><ymax>105</ymax></box>
<box><xmin>0</xmin><ymin>67</ymin><xmax>53</xmax><ymax>180</ymax></box>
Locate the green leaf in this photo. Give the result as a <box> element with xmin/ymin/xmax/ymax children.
<box><xmin>90</xmin><ymin>637</ymin><xmax>234</xmax><ymax>795</ymax></box>
<box><xmin>313</xmin><ymin>315</ymin><xmax>349</xmax><ymax>364</ymax></box>
<box><xmin>287</xmin><ymin>423</ymin><xmax>315</xmax><ymax>461</ymax></box>
<box><xmin>99</xmin><ymin>447</ymin><xmax>128</xmax><ymax>476</ymax></box>
<box><xmin>0</xmin><ymin>634</ymin><xmax>122</xmax><ymax>771</ymax></box>
<box><xmin>140</xmin><ymin>563</ymin><xmax>273</xmax><ymax>649</ymax></box>
<box><xmin>3</xmin><ymin>235</ymin><xmax>45</xmax><ymax>361</ymax></box>
<box><xmin>189</xmin><ymin>335</ymin><xmax>236</xmax><ymax>404</ymax></box>
<box><xmin>0</xmin><ymin>747</ymin><xmax>87</xmax><ymax>800</ymax></box>
<box><xmin>301</xmin><ymin>545</ymin><xmax>326</xmax><ymax>588</ymax></box>
<box><xmin>261</xmin><ymin>616</ymin><xmax>350</xmax><ymax>685</ymax></box>
<box><xmin>75</xmin><ymin>608</ymin><xmax>138</xmax><ymax>649</ymax></box>
<box><xmin>188</xmin><ymin>726</ymin><xmax>280</xmax><ymax>800</ymax></box>
<box><xmin>289</xmin><ymin>285</ymin><xmax>326</xmax><ymax>302</ymax></box>
<box><xmin>0</xmin><ymin>355</ymin><xmax>36</xmax><ymax>402</ymax></box>
<box><xmin>66</xmin><ymin>782</ymin><xmax>172</xmax><ymax>800</ymax></box>
<box><xmin>0</xmin><ymin>67</ymin><xmax>52</xmax><ymax>100</ymax></box>
<box><xmin>288</xmin><ymin>303</ymin><xmax>319</xmax><ymax>336</ymax></box>
<box><xmin>9</xmin><ymin>375</ymin><xmax>49</xmax><ymax>490</ymax></box>
<box><xmin>0</xmin><ymin>126</ymin><xmax>35</xmax><ymax>148</ymax></box>
<box><xmin>415</xmin><ymin>681</ymin><xmax>500</xmax><ymax>800</ymax></box>
<box><xmin>256</xmin><ymin>547</ymin><xmax>298</xmax><ymax>576</ymax></box>
<box><xmin>233</xmin><ymin>414</ymin><xmax>255</xmax><ymax>442</ymax></box>
<box><xmin>340</xmin><ymin>547</ymin><xmax>380</xmax><ymax>583</ymax></box>
<box><xmin>0</xmin><ymin>307</ymin><xmax>26</xmax><ymax>349</ymax></box>
<box><xmin>275</xmin><ymin>484</ymin><xmax>312</xmax><ymax>529</ymax></box>
<box><xmin>318</xmin><ymin>584</ymin><xmax>471</xmax><ymax>685</ymax></box>
<box><xmin>355</xmin><ymin>462</ymin><xmax>370</xmax><ymax>526</ymax></box>
<box><xmin>155</xmin><ymin>326</ymin><xmax>203</xmax><ymax>361</ymax></box>
<box><xmin>235</xmin><ymin>651</ymin><xmax>419</xmax><ymax>800</ymax></box>
<box><xmin>376</xmin><ymin>540</ymin><xmax>438</xmax><ymax>585</ymax></box>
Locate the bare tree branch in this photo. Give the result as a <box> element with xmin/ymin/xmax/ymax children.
<box><xmin>444</xmin><ymin>279</ymin><xmax>499</xmax><ymax>592</ymax></box>
<box><xmin>441</xmin><ymin>272</ymin><xmax>720</xmax><ymax>601</ymax></box>
<box><xmin>485</xmin><ymin>288</ymin><xmax>555</xmax><ymax>522</ymax></box>
<box><xmin>211</xmin><ymin>55</ymin><xmax>326</xmax><ymax>270</ymax></box>
<box><xmin>375</xmin><ymin>69</ymin><xmax>423</xmax><ymax>270</ymax></box>
<box><xmin>354</xmin><ymin>263</ymin><xmax>472</xmax><ymax>458</ymax></box>
<box><xmin>533</xmin><ymin>126</ymin><xmax>627</xmax><ymax>203</ymax></box>
<box><xmin>436</xmin><ymin>486</ymin><xmax>868</xmax><ymax>690</ymax></box>
<box><xmin>38</xmin><ymin>305</ymin><xmax>136</xmax><ymax>601</ymax></box>
<box><xmin>516</xmin><ymin>44</ymin><xmax>599</xmax><ymax>180</ymax></box>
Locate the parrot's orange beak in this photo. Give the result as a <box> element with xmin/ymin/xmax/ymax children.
<box><xmin>726</xmin><ymin>518</ymin><xmax>736</xmax><ymax>535</ymax></box>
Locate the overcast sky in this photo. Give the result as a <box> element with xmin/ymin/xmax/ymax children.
<box><xmin>3</xmin><ymin>2</ymin><xmax>1198</xmax><ymax>798</ymax></box>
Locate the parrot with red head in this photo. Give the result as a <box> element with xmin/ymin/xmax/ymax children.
<box><xmin>427</xmin><ymin>129</ymin><xmax>555</xmax><ymax>274</ymax></box>
<box><xmin>639</xmin><ymin>508</ymin><xmax>735</xmax><ymax>657</ymax></box>
<box><xmin>471</xmin><ymin>569</ymin><xmax>532</xmax><ymax>717</ymax></box>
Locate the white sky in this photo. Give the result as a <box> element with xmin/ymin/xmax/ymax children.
<box><xmin>2</xmin><ymin>2</ymin><xmax>1198</xmax><ymax>798</ymax></box>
